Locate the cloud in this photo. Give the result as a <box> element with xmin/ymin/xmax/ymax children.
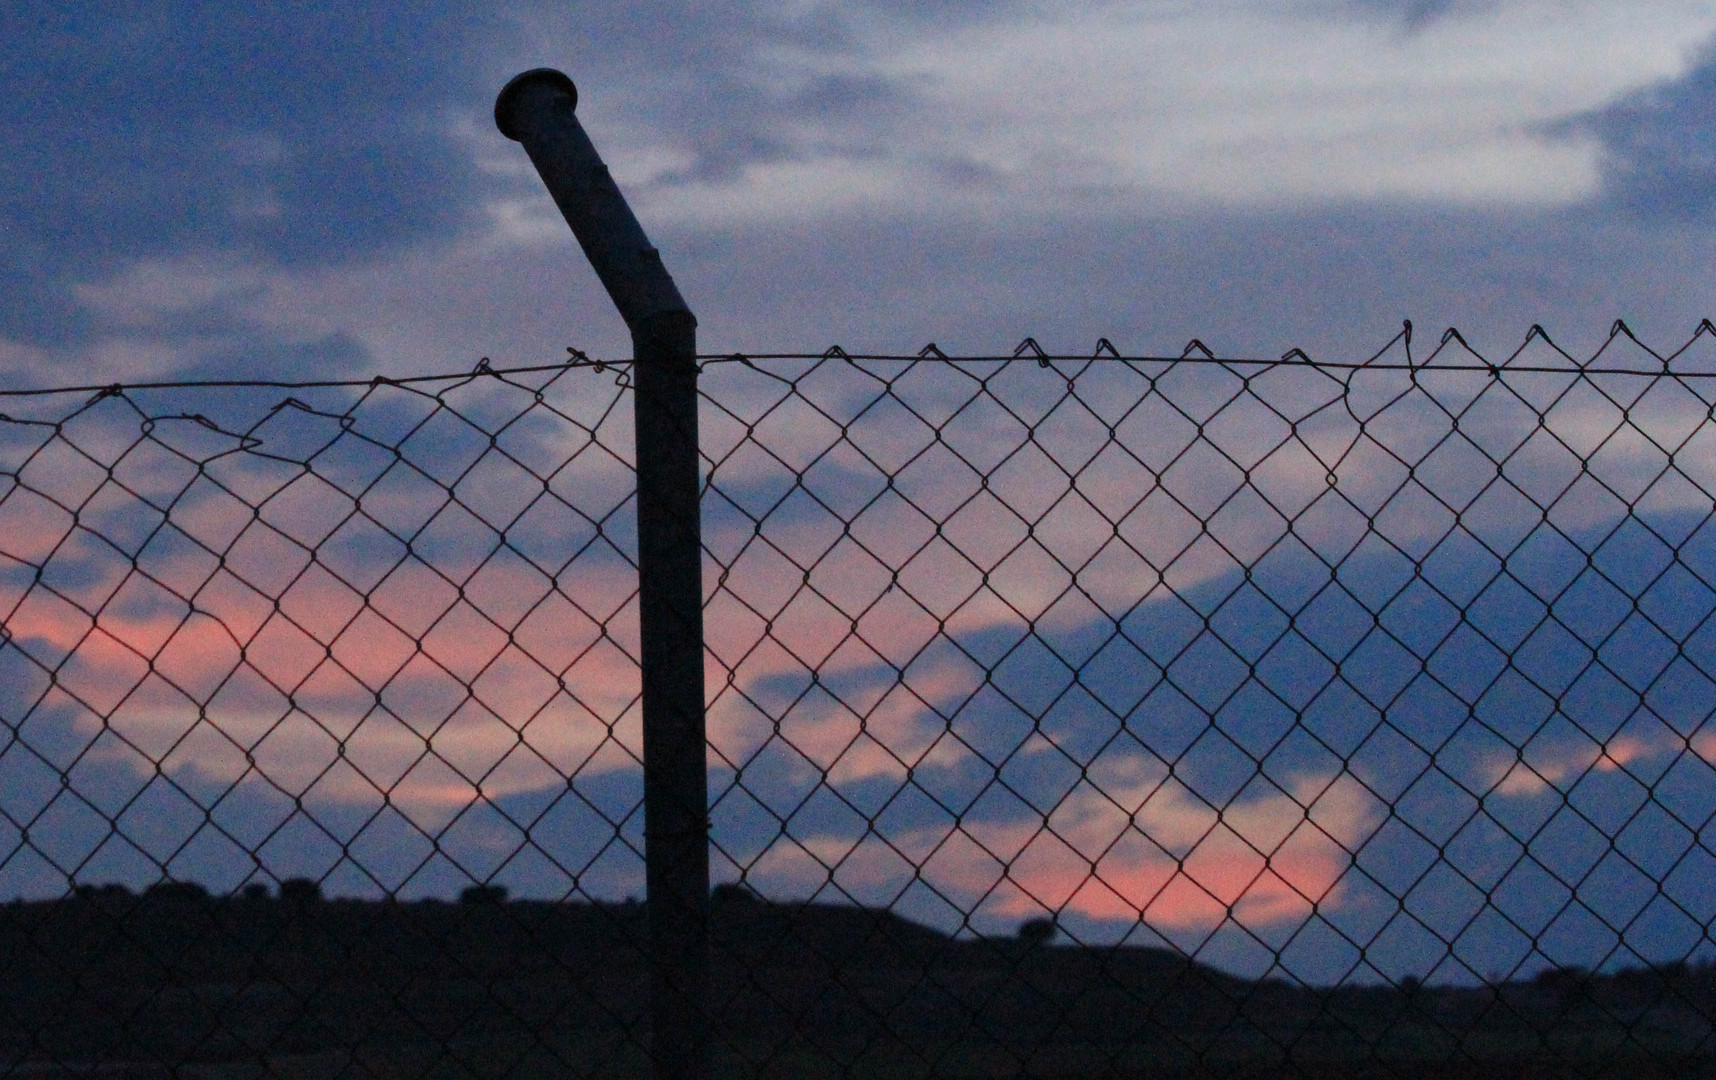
<box><xmin>8</xmin><ymin>0</ymin><xmax>1716</xmax><ymax>394</ymax></box>
<box><xmin>1</xmin><ymin>3</ymin><xmax>496</xmax><ymax>262</ymax></box>
<box><xmin>1489</xmin><ymin>726</ymin><xmax>1716</xmax><ymax>797</ymax></box>
<box><xmin>1585</xmin><ymin>38</ymin><xmax>1716</xmax><ymax>219</ymax></box>
<box><xmin>581</xmin><ymin>0</ymin><xmax>1716</xmax><ymax>227</ymax></box>
<box><xmin>1334</xmin><ymin>0</ymin><xmax>1497</xmax><ymax>30</ymax></box>
<box><xmin>0</xmin><ymin>1</ymin><xmax>506</xmax><ymax>367</ymax></box>
<box><xmin>729</xmin><ymin>767</ymin><xmax>1380</xmax><ymax>939</ymax></box>
<box><xmin>4</xmin><ymin>359</ymin><xmax>1716</xmax><ymax>988</ymax></box>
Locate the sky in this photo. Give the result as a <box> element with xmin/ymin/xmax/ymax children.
<box><xmin>4</xmin><ymin>347</ymin><xmax>1716</xmax><ymax>989</ymax></box>
<box><xmin>5</xmin><ymin>1</ymin><xmax>1716</xmax><ymax>990</ymax></box>
<box><xmin>5</xmin><ymin>0</ymin><xmax>1716</xmax><ymax>384</ymax></box>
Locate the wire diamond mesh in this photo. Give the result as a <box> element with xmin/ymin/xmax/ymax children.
<box><xmin>3</xmin><ymin>322</ymin><xmax>1716</xmax><ymax>1078</ymax></box>
<box><xmin>0</xmin><ymin>365</ymin><xmax>657</xmax><ymax>1075</ymax></box>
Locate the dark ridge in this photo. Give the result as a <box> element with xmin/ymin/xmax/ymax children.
<box><xmin>1</xmin><ymin>887</ymin><xmax>1710</xmax><ymax>1077</ymax></box>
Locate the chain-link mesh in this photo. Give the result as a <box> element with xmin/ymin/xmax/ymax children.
<box><xmin>4</xmin><ymin>322</ymin><xmax>1716</xmax><ymax>1078</ymax></box>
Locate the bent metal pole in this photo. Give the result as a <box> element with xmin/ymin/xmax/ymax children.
<box><xmin>495</xmin><ymin>69</ymin><xmax>709</xmax><ymax>1080</ymax></box>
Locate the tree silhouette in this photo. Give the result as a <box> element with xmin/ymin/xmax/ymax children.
<box><xmin>279</xmin><ymin>878</ymin><xmax>322</xmax><ymax>905</ymax></box>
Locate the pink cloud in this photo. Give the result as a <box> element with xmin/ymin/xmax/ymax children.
<box><xmin>1490</xmin><ymin>730</ymin><xmax>1698</xmax><ymax>796</ymax></box>
<box><xmin>734</xmin><ymin>772</ymin><xmax>1380</xmax><ymax>935</ymax></box>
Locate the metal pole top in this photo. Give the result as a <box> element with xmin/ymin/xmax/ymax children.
<box><xmin>494</xmin><ymin>68</ymin><xmax>578</xmax><ymax>142</ymax></box>
<box><xmin>492</xmin><ymin>67</ymin><xmax>693</xmax><ymax>334</ymax></box>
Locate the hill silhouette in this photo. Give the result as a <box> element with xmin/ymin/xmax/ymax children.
<box><xmin>2</xmin><ymin>882</ymin><xmax>1712</xmax><ymax>1078</ymax></box>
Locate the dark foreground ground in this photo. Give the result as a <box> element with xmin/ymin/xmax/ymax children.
<box><xmin>3</xmin><ymin>883</ymin><xmax>1712</xmax><ymax>1079</ymax></box>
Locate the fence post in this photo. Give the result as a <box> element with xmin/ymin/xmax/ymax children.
<box><xmin>495</xmin><ymin>69</ymin><xmax>709</xmax><ymax>1080</ymax></box>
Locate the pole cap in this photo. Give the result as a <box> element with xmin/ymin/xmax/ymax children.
<box><xmin>495</xmin><ymin>68</ymin><xmax>578</xmax><ymax>142</ymax></box>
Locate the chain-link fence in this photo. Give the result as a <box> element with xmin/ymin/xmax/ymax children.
<box><xmin>4</xmin><ymin>321</ymin><xmax>1716</xmax><ymax>1078</ymax></box>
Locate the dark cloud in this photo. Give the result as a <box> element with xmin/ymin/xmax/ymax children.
<box><xmin>1</xmin><ymin>2</ymin><xmax>503</xmax><ymax>347</ymax></box>
<box><xmin>4</xmin><ymin>3</ymin><xmax>498</xmax><ymax>255</ymax></box>
<box><xmin>1333</xmin><ymin>0</ymin><xmax>1494</xmax><ymax>29</ymax></box>
<box><xmin>1585</xmin><ymin>41</ymin><xmax>1716</xmax><ymax>220</ymax></box>
<box><xmin>5</xmin><ymin>1</ymin><xmax>1713</xmax><ymax>392</ymax></box>
<box><xmin>790</xmin><ymin>72</ymin><xmax>910</xmax><ymax>120</ymax></box>
<box><xmin>660</xmin><ymin>203</ymin><xmax>1716</xmax><ymax>367</ymax></box>
<box><xmin>174</xmin><ymin>331</ymin><xmax>372</xmax><ymax>384</ymax></box>
<box><xmin>497</xmin><ymin>1</ymin><xmax>937</xmax><ymax>185</ymax></box>
<box><xmin>0</xmin><ymin>0</ymin><xmax>937</xmax><ymax>360</ymax></box>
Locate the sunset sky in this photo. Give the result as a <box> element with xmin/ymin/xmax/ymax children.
<box><xmin>5</xmin><ymin>2</ymin><xmax>1716</xmax><ymax>988</ymax></box>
